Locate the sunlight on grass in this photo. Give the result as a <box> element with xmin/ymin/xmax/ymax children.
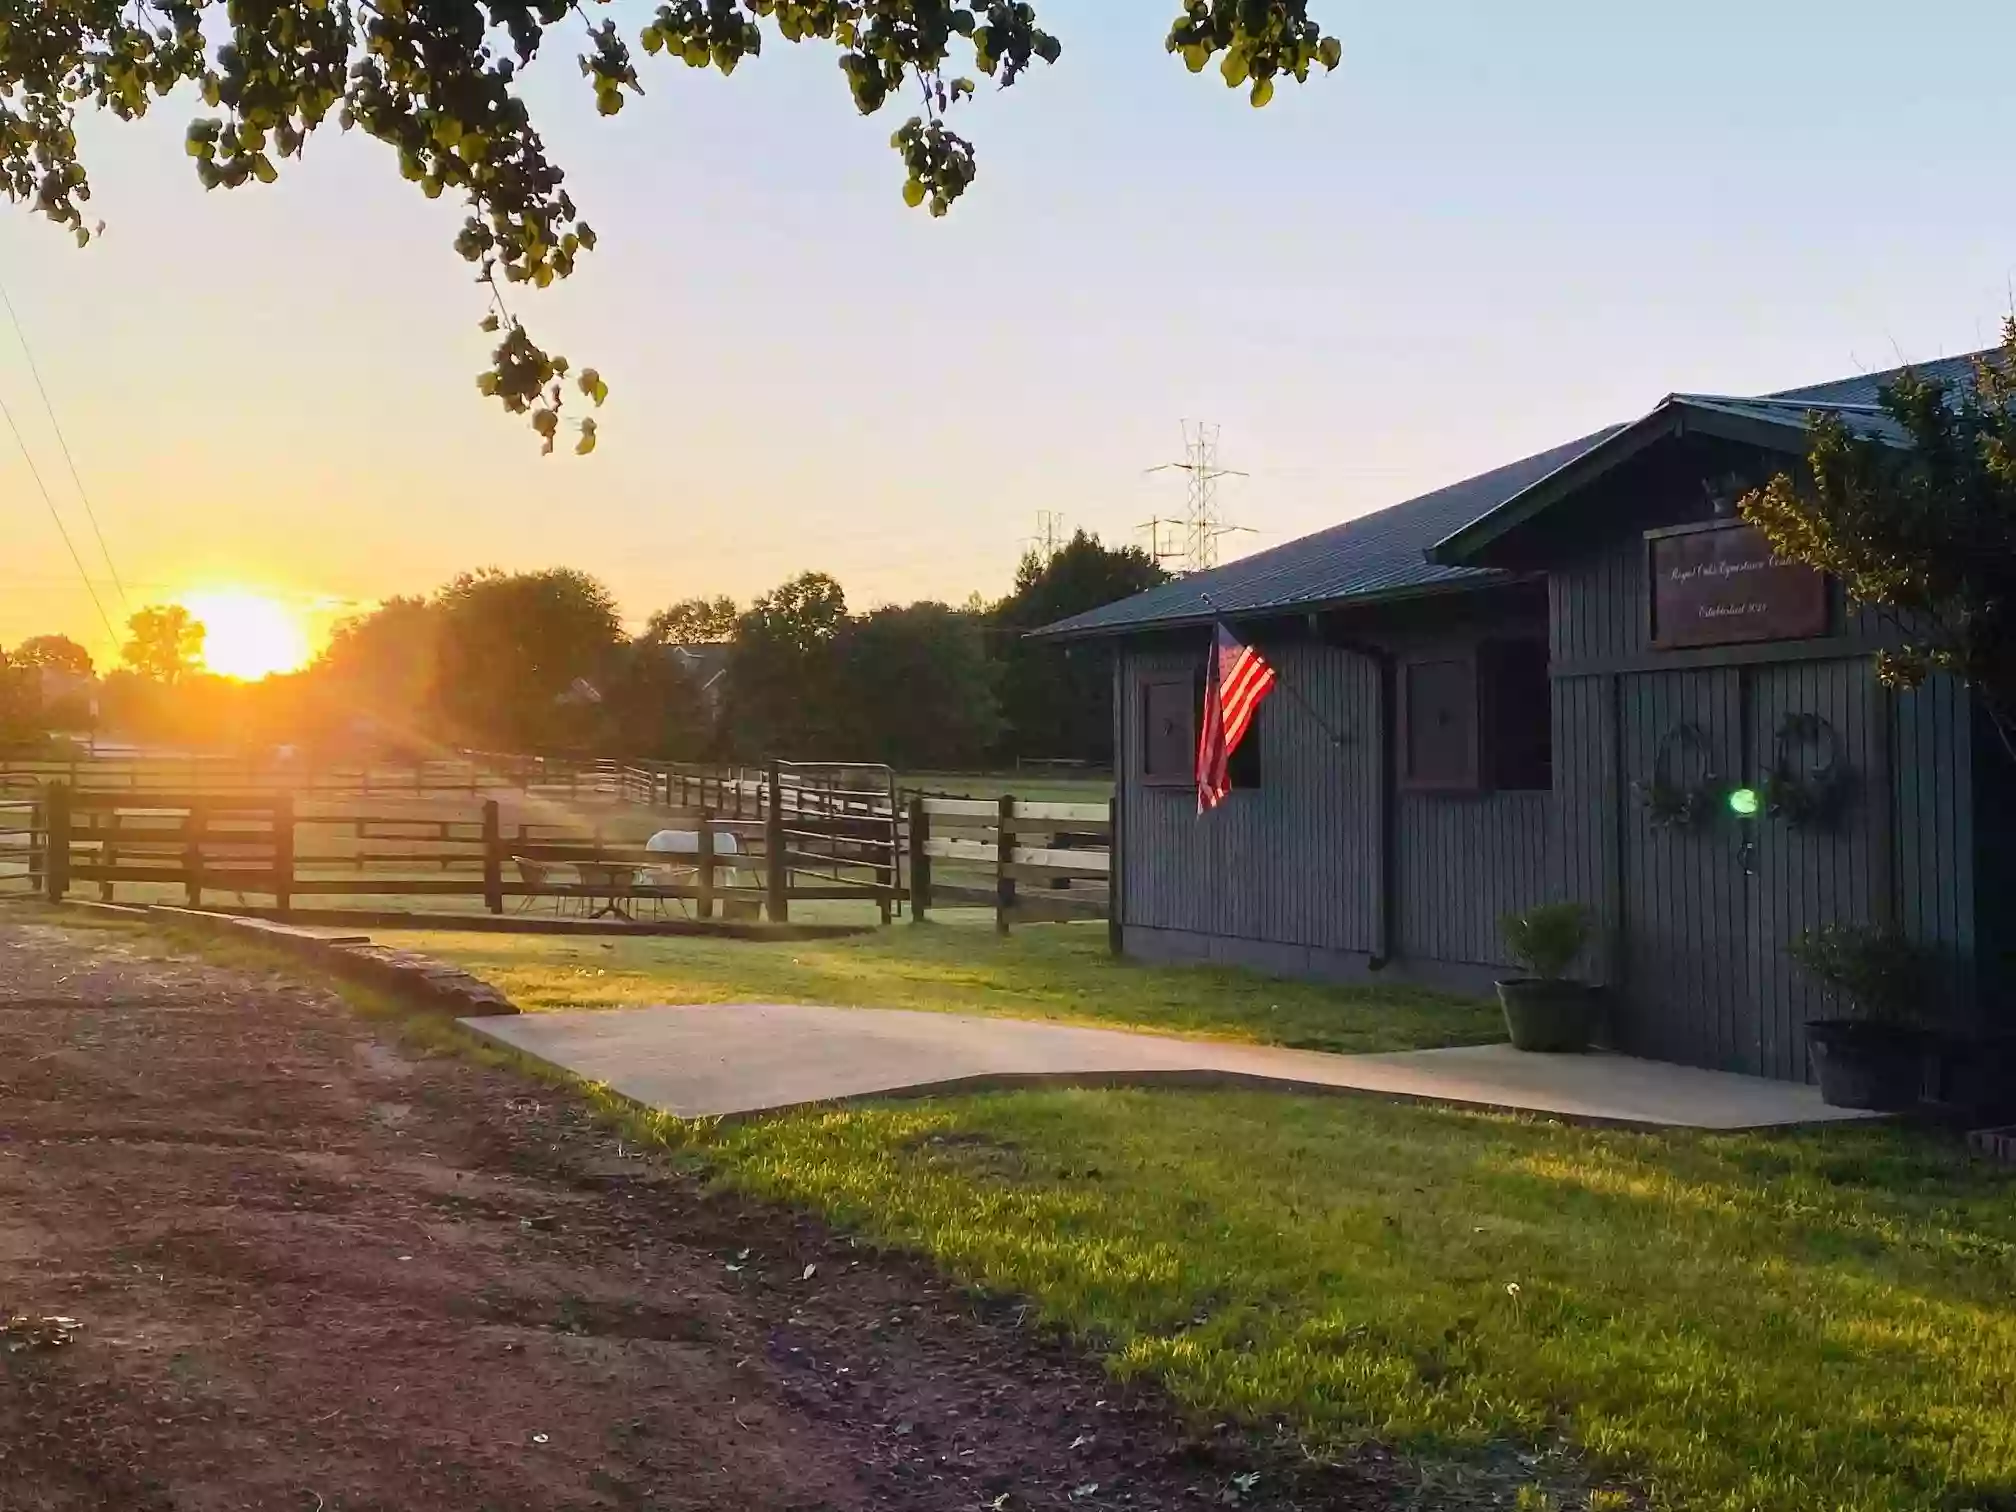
<box><xmin>389</xmin><ymin>920</ymin><xmax>1504</xmax><ymax>1052</ymax></box>
<box><xmin>671</xmin><ymin>1090</ymin><xmax>2016</xmax><ymax>1512</ymax></box>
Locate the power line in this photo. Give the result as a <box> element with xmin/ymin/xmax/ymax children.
<box><xmin>1145</xmin><ymin>421</ymin><xmax>1254</xmax><ymax>573</ymax></box>
<box><xmin>0</xmin><ymin>269</ymin><xmax>129</xmax><ymax>615</ymax></box>
<box><xmin>0</xmin><ymin>386</ymin><xmax>122</xmax><ymax>650</ymax></box>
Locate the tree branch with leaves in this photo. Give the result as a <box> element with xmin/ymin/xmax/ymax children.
<box><xmin>1741</xmin><ymin>319</ymin><xmax>2016</xmax><ymax>757</ymax></box>
<box><xmin>2</xmin><ymin>0</ymin><xmax>1341</xmax><ymax>449</ymax></box>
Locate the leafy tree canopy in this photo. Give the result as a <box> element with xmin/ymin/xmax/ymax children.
<box><xmin>1</xmin><ymin>1</ymin><xmax>1338</xmax><ymax>447</ymax></box>
<box><xmin>992</xmin><ymin>529</ymin><xmax>1166</xmax><ymax>765</ymax></box>
<box><xmin>1742</xmin><ymin>321</ymin><xmax>2016</xmax><ymax>753</ymax></box>
<box><xmin>7</xmin><ymin>633</ymin><xmax>95</xmax><ymax>677</ymax></box>
<box><xmin>433</xmin><ymin>567</ymin><xmax>624</xmax><ymax>746</ymax></box>
<box><xmin>837</xmin><ymin>600</ymin><xmax>997</xmax><ymax>769</ymax></box>
<box><xmin>642</xmin><ymin>595</ymin><xmax>740</xmax><ymax>646</ymax></box>
<box><xmin>121</xmin><ymin>604</ymin><xmax>205</xmax><ymax>684</ymax></box>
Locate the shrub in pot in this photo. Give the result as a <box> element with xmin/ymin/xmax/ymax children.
<box><xmin>1789</xmin><ymin>923</ymin><xmax>1936</xmax><ymax>1111</ymax></box>
<box><xmin>1496</xmin><ymin>903</ymin><xmax>1597</xmax><ymax>1053</ymax></box>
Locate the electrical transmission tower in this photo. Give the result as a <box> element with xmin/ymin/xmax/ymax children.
<box><xmin>1144</xmin><ymin>421</ymin><xmax>1251</xmax><ymax>573</ymax></box>
<box><xmin>1031</xmin><ymin>509</ymin><xmax>1069</xmax><ymax>557</ymax></box>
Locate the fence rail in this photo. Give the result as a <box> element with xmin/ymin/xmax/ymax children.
<box><xmin>7</xmin><ymin>763</ymin><xmax>1121</xmax><ymax>948</ymax></box>
<box><xmin>908</xmin><ymin>794</ymin><xmax>1115</xmax><ymax>942</ymax></box>
<box><xmin>17</xmin><ymin>774</ymin><xmax>903</xmax><ymax>924</ymax></box>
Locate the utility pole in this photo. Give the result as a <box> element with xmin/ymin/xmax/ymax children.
<box><xmin>1136</xmin><ymin>515</ymin><xmax>1183</xmax><ymax>569</ymax></box>
<box><xmin>1146</xmin><ymin>421</ymin><xmax>1252</xmax><ymax>573</ymax></box>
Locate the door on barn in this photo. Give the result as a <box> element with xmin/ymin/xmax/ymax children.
<box><xmin>1614</xmin><ymin>657</ymin><xmax>1891</xmax><ymax>1079</ymax></box>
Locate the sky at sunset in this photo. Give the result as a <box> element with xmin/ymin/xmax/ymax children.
<box><xmin>4</xmin><ymin>1</ymin><xmax>2016</xmax><ymax>670</ymax></box>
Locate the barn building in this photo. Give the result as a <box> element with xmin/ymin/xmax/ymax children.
<box><xmin>1038</xmin><ymin>352</ymin><xmax>2014</xmax><ymax>1088</ymax></box>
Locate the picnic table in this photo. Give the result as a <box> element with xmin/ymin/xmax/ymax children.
<box><xmin>574</xmin><ymin>859</ymin><xmax>644</xmax><ymax>919</ymax></box>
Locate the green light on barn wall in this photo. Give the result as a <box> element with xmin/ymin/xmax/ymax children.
<box><xmin>1727</xmin><ymin>786</ymin><xmax>1761</xmax><ymax>818</ymax></box>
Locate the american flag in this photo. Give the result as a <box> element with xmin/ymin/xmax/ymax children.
<box><xmin>1196</xmin><ymin>623</ymin><xmax>1276</xmax><ymax>813</ymax></box>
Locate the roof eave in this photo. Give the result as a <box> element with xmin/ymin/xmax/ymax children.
<box><xmin>1427</xmin><ymin>397</ymin><xmax>1820</xmax><ymax>567</ymax></box>
<box><xmin>1025</xmin><ymin>569</ymin><xmax>1526</xmax><ymax>644</ymax></box>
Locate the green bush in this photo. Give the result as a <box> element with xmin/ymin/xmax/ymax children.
<box><xmin>1788</xmin><ymin>923</ymin><xmax>1936</xmax><ymax>1025</ymax></box>
<box><xmin>1499</xmin><ymin>902</ymin><xmax>1593</xmax><ymax>980</ymax></box>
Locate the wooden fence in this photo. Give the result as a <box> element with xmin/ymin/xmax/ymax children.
<box><xmin>5</xmin><ymin>768</ymin><xmax>1120</xmax><ymax>945</ymax></box>
<box><xmin>19</xmin><ymin>776</ymin><xmax>902</xmax><ymax>923</ymax></box>
<box><xmin>908</xmin><ymin>794</ymin><xmax>1115</xmax><ymax>943</ymax></box>
<box><xmin>0</xmin><ymin>754</ymin><xmax>673</xmax><ymax>807</ymax></box>
<box><xmin>0</xmin><ymin>798</ymin><xmax>42</xmax><ymax>895</ymax></box>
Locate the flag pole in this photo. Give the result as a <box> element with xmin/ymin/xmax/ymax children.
<box><xmin>1196</xmin><ymin>590</ymin><xmax>1351</xmax><ymax>750</ymax></box>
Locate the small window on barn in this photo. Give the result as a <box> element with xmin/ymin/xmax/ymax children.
<box><xmin>1140</xmin><ymin>675</ymin><xmax>1194</xmax><ymax>786</ymax></box>
<box><xmin>1401</xmin><ymin>656</ymin><xmax>1477</xmax><ymax>789</ymax></box>
<box><xmin>1481</xmin><ymin>638</ymin><xmax>1552</xmax><ymax>791</ymax></box>
<box><xmin>1191</xmin><ymin>663</ymin><xmax>1263</xmax><ymax>791</ymax></box>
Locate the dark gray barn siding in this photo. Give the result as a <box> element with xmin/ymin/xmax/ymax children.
<box><xmin>1549</xmin><ymin>526</ymin><xmax>1976</xmax><ymax>1077</ymax></box>
<box><xmin>1396</xmin><ymin>791</ymin><xmax>1550</xmax><ymax>966</ymax></box>
<box><xmin>1117</xmin><ymin>643</ymin><xmax>1380</xmax><ymax>955</ymax></box>
<box><xmin>1107</xmin><ymin>433</ymin><xmax>1988</xmax><ymax>1084</ymax></box>
<box><xmin>1119</xmin><ymin>637</ymin><xmax>1551</xmax><ymax>972</ymax></box>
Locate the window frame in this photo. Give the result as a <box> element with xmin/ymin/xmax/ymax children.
<box><xmin>1398</xmin><ymin>650</ymin><xmax>1481</xmax><ymax>792</ymax></box>
<box><xmin>1398</xmin><ymin>636</ymin><xmax>1555</xmax><ymax>795</ymax></box>
<box><xmin>1139</xmin><ymin>672</ymin><xmax>1196</xmax><ymax>788</ymax></box>
<box><xmin>1479</xmin><ymin>636</ymin><xmax>1553</xmax><ymax>792</ymax></box>
<box><xmin>1136</xmin><ymin>658</ymin><xmax>1268</xmax><ymax>794</ymax></box>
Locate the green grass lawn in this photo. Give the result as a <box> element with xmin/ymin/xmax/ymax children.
<box><xmin>657</xmin><ymin>1090</ymin><xmax>2016</xmax><ymax>1512</ymax></box>
<box><xmin>392</xmin><ymin>917</ymin><xmax>1503</xmax><ymax>1052</ymax></box>
<box><xmin>142</xmin><ymin>910</ymin><xmax>2016</xmax><ymax>1512</ymax></box>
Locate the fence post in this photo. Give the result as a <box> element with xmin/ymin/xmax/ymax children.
<box><xmin>995</xmin><ymin>793</ymin><xmax>1016</xmax><ymax>935</ymax></box>
<box><xmin>1107</xmin><ymin>793</ymin><xmax>1122</xmax><ymax>957</ymax></box>
<box><xmin>183</xmin><ymin>800</ymin><xmax>207</xmax><ymax>909</ymax></box>
<box><xmin>697</xmin><ymin>810</ymin><xmax>715</xmax><ymax>921</ymax></box>
<box><xmin>26</xmin><ymin>795</ymin><xmax>45</xmax><ymax>896</ymax></box>
<box><xmin>909</xmin><ymin>796</ymin><xmax>931</xmax><ymax>923</ymax></box>
<box><xmin>273</xmin><ymin>793</ymin><xmax>294</xmax><ymax>918</ymax></box>
<box><xmin>482</xmin><ymin>798</ymin><xmax>503</xmax><ymax>915</ymax></box>
<box><xmin>99</xmin><ymin>810</ymin><xmax>120</xmax><ymax>903</ymax></box>
<box><xmin>42</xmin><ymin>782</ymin><xmax>69</xmax><ymax>903</ymax></box>
<box><xmin>765</xmin><ymin>760</ymin><xmax>787</xmax><ymax>924</ymax></box>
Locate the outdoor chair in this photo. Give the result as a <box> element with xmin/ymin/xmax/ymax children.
<box><xmin>632</xmin><ymin>862</ymin><xmax>696</xmax><ymax>920</ymax></box>
<box><xmin>512</xmin><ymin>856</ymin><xmax>581</xmax><ymax>917</ymax></box>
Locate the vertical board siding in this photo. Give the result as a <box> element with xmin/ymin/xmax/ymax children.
<box><xmin>1893</xmin><ymin>674</ymin><xmax>1975</xmax><ymax>1000</ymax></box>
<box><xmin>1118</xmin><ymin>644</ymin><xmax>1380</xmax><ymax>954</ymax></box>
<box><xmin>1396</xmin><ymin>791</ymin><xmax>1551</xmax><ymax>966</ymax></box>
<box><xmin>1548</xmin><ymin>673</ymin><xmax>1620</xmax><ymax>982</ymax></box>
<box><xmin>1616</xmin><ymin>666</ymin><xmax>1752</xmax><ymax>1070</ymax></box>
<box><xmin>1749</xmin><ymin>659</ymin><xmax>1888</xmax><ymax>1082</ymax></box>
<box><xmin>1551</xmin><ymin>538</ymin><xmax>1648</xmax><ymax>665</ymax></box>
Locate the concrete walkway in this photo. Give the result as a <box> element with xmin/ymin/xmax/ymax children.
<box><xmin>463</xmin><ymin>1002</ymin><xmax>1876</xmax><ymax>1130</ymax></box>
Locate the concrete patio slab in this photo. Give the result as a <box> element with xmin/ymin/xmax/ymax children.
<box><xmin>462</xmin><ymin>1002</ymin><xmax>1879</xmax><ymax>1130</ymax></box>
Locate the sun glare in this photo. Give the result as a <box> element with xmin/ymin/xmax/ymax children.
<box><xmin>177</xmin><ymin>590</ymin><xmax>314</xmax><ymax>681</ymax></box>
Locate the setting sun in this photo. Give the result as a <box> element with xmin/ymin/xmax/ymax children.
<box><xmin>177</xmin><ymin>590</ymin><xmax>314</xmax><ymax>681</ymax></box>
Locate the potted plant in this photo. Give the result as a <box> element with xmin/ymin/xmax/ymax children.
<box><xmin>1790</xmin><ymin>923</ymin><xmax>1935</xmax><ymax>1111</ymax></box>
<box><xmin>1496</xmin><ymin>903</ymin><xmax>1597</xmax><ymax>1052</ymax></box>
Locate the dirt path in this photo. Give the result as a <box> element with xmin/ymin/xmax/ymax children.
<box><xmin>0</xmin><ymin>913</ymin><xmax>1415</xmax><ymax>1512</ymax></box>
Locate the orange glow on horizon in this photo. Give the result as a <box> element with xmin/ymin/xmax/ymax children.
<box><xmin>176</xmin><ymin>590</ymin><xmax>315</xmax><ymax>681</ymax></box>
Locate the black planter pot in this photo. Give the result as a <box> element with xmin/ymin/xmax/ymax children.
<box><xmin>1496</xmin><ymin>978</ymin><xmax>1596</xmax><ymax>1053</ymax></box>
<box><xmin>1806</xmin><ymin>1019</ymin><xmax>1929</xmax><ymax>1111</ymax></box>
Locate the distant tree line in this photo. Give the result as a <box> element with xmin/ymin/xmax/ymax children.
<box><xmin>0</xmin><ymin>531</ymin><xmax>1165</xmax><ymax>772</ymax></box>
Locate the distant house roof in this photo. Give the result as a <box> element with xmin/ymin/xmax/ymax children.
<box><xmin>1036</xmin><ymin>347</ymin><xmax>2000</xmax><ymax>641</ymax></box>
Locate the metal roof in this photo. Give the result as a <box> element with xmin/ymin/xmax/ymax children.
<box><xmin>1032</xmin><ymin>429</ymin><xmax>1620</xmax><ymax>641</ymax></box>
<box><xmin>1038</xmin><ymin>346</ymin><xmax>2003</xmax><ymax>641</ymax></box>
<box><xmin>1768</xmin><ymin>350</ymin><xmax>1994</xmax><ymax>407</ymax></box>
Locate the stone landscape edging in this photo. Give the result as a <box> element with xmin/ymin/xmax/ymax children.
<box><xmin>139</xmin><ymin>904</ymin><xmax>519</xmax><ymax>1018</ymax></box>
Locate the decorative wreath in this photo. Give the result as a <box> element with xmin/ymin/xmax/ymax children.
<box><xmin>1763</xmin><ymin>712</ymin><xmax>1848</xmax><ymax>827</ymax></box>
<box><xmin>1635</xmin><ymin>723</ymin><xmax>1722</xmax><ymax>830</ymax></box>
